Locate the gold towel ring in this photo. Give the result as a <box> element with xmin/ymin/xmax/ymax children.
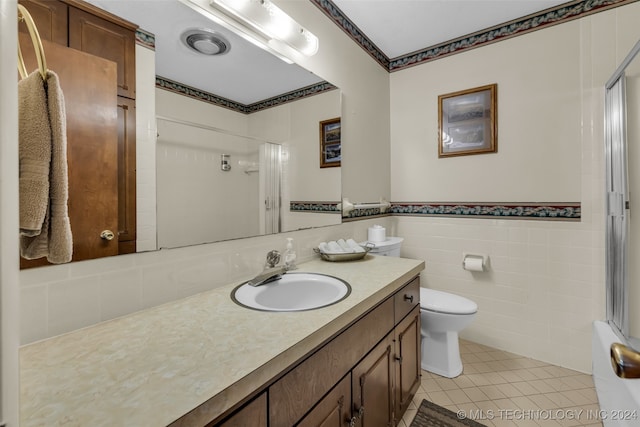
<box><xmin>17</xmin><ymin>4</ymin><xmax>48</xmax><ymax>81</ymax></box>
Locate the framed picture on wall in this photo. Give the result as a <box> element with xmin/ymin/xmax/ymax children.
<box><xmin>320</xmin><ymin>117</ymin><xmax>341</xmax><ymax>168</ymax></box>
<box><xmin>438</xmin><ymin>84</ymin><xmax>497</xmax><ymax>158</ymax></box>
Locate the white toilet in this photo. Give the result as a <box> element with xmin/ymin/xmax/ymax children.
<box><xmin>419</xmin><ymin>288</ymin><xmax>477</xmax><ymax>378</ymax></box>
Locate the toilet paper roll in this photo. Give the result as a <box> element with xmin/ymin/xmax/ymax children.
<box><xmin>368</xmin><ymin>225</ymin><xmax>386</xmax><ymax>242</ymax></box>
<box><xmin>463</xmin><ymin>256</ymin><xmax>485</xmax><ymax>272</ymax></box>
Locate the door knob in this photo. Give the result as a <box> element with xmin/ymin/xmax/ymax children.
<box><xmin>100</xmin><ymin>230</ymin><xmax>115</xmax><ymax>241</ymax></box>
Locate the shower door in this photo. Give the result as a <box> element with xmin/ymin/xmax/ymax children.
<box><xmin>605</xmin><ymin>38</ymin><xmax>640</xmax><ymax>349</ymax></box>
<box><xmin>260</xmin><ymin>143</ymin><xmax>282</xmax><ymax>235</ymax></box>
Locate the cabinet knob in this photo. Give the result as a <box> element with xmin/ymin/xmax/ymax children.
<box><xmin>100</xmin><ymin>230</ymin><xmax>115</xmax><ymax>241</ymax></box>
<box><xmin>348</xmin><ymin>416</ymin><xmax>357</xmax><ymax>427</ymax></box>
<box><xmin>404</xmin><ymin>294</ymin><xmax>414</xmax><ymax>303</ymax></box>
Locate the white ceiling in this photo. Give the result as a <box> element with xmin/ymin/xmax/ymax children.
<box><xmin>331</xmin><ymin>0</ymin><xmax>568</xmax><ymax>59</ymax></box>
<box><xmin>86</xmin><ymin>0</ymin><xmax>569</xmax><ymax>104</ymax></box>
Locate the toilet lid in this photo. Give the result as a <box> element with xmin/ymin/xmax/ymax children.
<box><xmin>419</xmin><ymin>288</ymin><xmax>477</xmax><ymax>315</ymax></box>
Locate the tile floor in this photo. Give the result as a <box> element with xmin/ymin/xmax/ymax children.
<box><xmin>400</xmin><ymin>340</ymin><xmax>603</xmax><ymax>427</ymax></box>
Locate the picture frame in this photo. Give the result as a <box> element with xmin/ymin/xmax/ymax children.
<box><xmin>438</xmin><ymin>84</ymin><xmax>497</xmax><ymax>158</ymax></box>
<box><xmin>320</xmin><ymin>117</ymin><xmax>341</xmax><ymax>168</ymax></box>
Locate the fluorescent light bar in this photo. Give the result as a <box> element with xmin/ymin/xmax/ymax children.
<box><xmin>209</xmin><ymin>0</ymin><xmax>319</xmax><ymax>57</ymax></box>
<box><xmin>179</xmin><ymin>0</ymin><xmax>294</xmax><ymax>63</ymax></box>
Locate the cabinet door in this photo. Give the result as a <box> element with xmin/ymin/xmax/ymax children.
<box><xmin>352</xmin><ymin>333</ymin><xmax>395</xmax><ymax>427</ymax></box>
<box><xmin>18</xmin><ymin>0</ymin><xmax>68</xmax><ymax>45</ymax></box>
<box><xmin>217</xmin><ymin>392</ymin><xmax>267</xmax><ymax>427</ymax></box>
<box><xmin>117</xmin><ymin>96</ymin><xmax>136</xmax><ymax>254</ymax></box>
<box><xmin>394</xmin><ymin>306</ymin><xmax>421</xmax><ymax>421</ymax></box>
<box><xmin>68</xmin><ymin>6</ymin><xmax>136</xmax><ymax>99</ymax></box>
<box><xmin>298</xmin><ymin>374</ymin><xmax>352</xmax><ymax>427</ymax></box>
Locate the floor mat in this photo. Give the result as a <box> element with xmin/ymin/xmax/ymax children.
<box><xmin>410</xmin><ymin>399</ymin><xmax>488</xmax><ymax>427</ymax></box>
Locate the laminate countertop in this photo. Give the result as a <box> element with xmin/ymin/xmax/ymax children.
<box><xmin>20</xmin><ymin>255</ymin><xmax>425</xmax><ymax>426</ymax></box>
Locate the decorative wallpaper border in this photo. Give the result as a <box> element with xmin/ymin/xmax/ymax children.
<box><xmin>310</xmin><ymin>0</ymin><xmax>389</xmax><ymax>70</ymax></box>
<box><xmin>388</xmin><ymin>0</ymin><xmax>637</xmax><ymax>71</ymax></box>
<box><xmin>313</xmin><ymin>0</ymin><xmax>638</xmax><ymax>72</ymax></box>
<box><xmin>343</xmin><ymin>207</ymin><xmax>390</xmax><ymax>220</ymax></box>
<box><xmin>290</xmin><ymin>201</ymin><xmax>341</xmax><ymax>214</ymax></box>
<box><xmin>156</xmin><ymin>76</ymin><xmax>338</xmax><ymax>114</ymax></box>
<box><xmin>135</xmin><ymin>29</ymin><xmax>155</xmax><ymax>50</ymax></box>
<box><xmin>246</xmin><ymin>82</ymin><xmax>338</xmax><ymax>113</ymax></box>
<box><xmin>293</xmin><ymin>201</ymin><xmax>580</xmax><ymax>220</ymax></box>
<box><xmin>389</xmin><ymin>202</ymin><xmax>581</xmax><ymax>220</ymax></box>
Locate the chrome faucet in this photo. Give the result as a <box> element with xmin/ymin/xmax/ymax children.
<box><xmin>247</xmin><ymin>250</ymin><xmax>288</xmax><ymax>287</ymax></box>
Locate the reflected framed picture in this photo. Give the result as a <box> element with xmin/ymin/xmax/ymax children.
<box><xmin>320</xmin><ymin>117</ymin><xmax>341</xmax><ymax>168</ymax></box>
<box><xmin>438</xmin><ymin>84</ymin><xmax>497</xmax><ymax>158</ymax></box>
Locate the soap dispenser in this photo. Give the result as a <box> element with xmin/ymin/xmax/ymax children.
<box><xmin>284</xmin><ymin>238</ymin><xmax>297</xmax><ymax>270</ymax></box>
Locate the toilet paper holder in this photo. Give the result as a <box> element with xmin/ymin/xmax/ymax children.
<box><xmin>462</xmin><ymin>253</ymin><xmax>488</xmax><ymax>271</ymax></box>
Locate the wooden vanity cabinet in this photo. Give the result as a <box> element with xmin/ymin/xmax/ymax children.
<box><xmin>216</xmin><ymin>392</ymin><xmax>267</xmax><ymax>427</ymax></box>
<box><xmin>297</xmin><ymin>375</ymin><xmax>352</xmax><ymax>427</ymax></box>
<box><xmin>352</xmin><ymin>332</ymin><xmax>395</xmax><ymax>427</ymax></box>
<box><xmin>208</xmin><ymin>276</ymin><xmax>422</xmax><ymax>427</ymax></box>
<box><xmin>394</xmin><ymin>306</ymin><xmax>421</xmax><ymax>419</ymax></box>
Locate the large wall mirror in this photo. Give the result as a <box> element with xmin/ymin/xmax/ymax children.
<box><xmin>605</xmin><ymin>37</ymin><xmax>640</xmax><ymax>350</ymax></box>
<box><xmin>45</xmin><ymin>0</ymin><xmax>342</xmax><ymax>257</ymax></box>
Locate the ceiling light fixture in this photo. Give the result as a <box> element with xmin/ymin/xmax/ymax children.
<box><xmin>179</xmin><ymin>0</ymin><xmax>318</xmax><ymax>64</ymax></box>
<box><xmin>181</xmin><ymin>28</ymin><xmax>230</xmax><ymax>55</ymax></box>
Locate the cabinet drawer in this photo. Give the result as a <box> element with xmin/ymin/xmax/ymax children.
<box><xmin>394</xmin><ymin>276</ymin><xmax>420</xmax><ymax>324</ymax></box>
<box><xmin>269</xmin><ymin>297</ymin><xmax>394</xmax><ymax>427</ymax></box>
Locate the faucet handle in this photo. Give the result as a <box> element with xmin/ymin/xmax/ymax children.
<box><xmin>265</xmin><ymin>250</ymin><xmax>281</xmax><ymax>268</ymax></box>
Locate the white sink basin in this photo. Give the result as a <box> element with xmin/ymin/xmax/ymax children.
<box><xmin>232</xmin><ymin>272</ymin><xmax>351</xmax><ymax>312</ymax></box>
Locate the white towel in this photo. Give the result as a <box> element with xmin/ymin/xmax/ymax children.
<box><xmin>327</xmin><ymin>241</ymin><xmax>344</xmax><ymax>253</ymax></box>
<box><xmin>19</xmin><ymin>70</ymin><xmax>73</xmax><ymax>264</ymax></box>
<box><xmin>337</xmin><ymin>238</ymin><xmax>355</xmax><ymax>253</ymax></box>
<box><xmin>346</xmin><ymin>238</ymin><xmax>365</xmax><ymax>253</ymax></box>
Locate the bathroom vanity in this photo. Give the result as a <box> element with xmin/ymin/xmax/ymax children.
<box><xmin>20</xmin><ymin>255</ymin><xmax>424</xmax><ymax>426</ymax></box>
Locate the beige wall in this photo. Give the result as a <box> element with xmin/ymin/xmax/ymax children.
<box><xmin>391</xmin><ymin>23</ymin><xmax>581</xmax><ymax>202</ymax></box>
<box><xmin>279</xmin><ymin>0</ymin><xmax>391</xmax><ymax>203</ymax></box>
<box><xmin>390</xmin><ymin>2</ymin><xmax>640</xmax><ymax>372</ymax></box>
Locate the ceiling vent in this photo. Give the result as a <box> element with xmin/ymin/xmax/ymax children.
<box><xmin>181</xmin><ymin>28</ymin><xmax>230</xmax><ymax>56</ymax></box>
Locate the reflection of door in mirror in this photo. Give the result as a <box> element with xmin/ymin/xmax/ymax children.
<box><xmin>18</xmin><ymin>34</ymin><xmax>119</xmax><ymax>268</ymax></box>
<box><xmin>18</xmin><ymin>0</ymin><xmax>138</xmax><ymax>267</ymax></box>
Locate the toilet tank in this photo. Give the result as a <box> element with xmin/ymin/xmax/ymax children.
<box><xmin>362</xmin><ymin>237</ymin><xmax>404</xmax><ymax>257</ymax></box>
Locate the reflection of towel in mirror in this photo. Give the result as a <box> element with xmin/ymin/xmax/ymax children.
<box><xmin>19</xmin><ymin>70</ymin><xmax>73</xmax><ymax>264</ymax></box>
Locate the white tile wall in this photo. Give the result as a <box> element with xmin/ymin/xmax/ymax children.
<box><xmin>396</xmin><ymin>216</ymin><xmax>601</xmax><ymax>373</ymax></box>
<box><xmin>19</xmin><ymin>217</ymin><xmax>394</xmax><ymax>345</ymax></box>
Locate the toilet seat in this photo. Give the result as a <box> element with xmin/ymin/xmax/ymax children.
<box><xmin>420</xmin><ymin>288</ymin><xmax>477</xmax><ymax>315</ymax></box>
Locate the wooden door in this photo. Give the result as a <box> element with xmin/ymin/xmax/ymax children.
<box><xmin>19</xmin><ymin>34</ymin><xmax>119</xmax><ymax>267</ymax></box>
<box><xmin>352</xmin><ymin>333</ymin><xmax>395</xmax><ymax>427</ymax></box>
<box><xmin>394</xmin><ymin>307</ymin><xmax>421</xmax><ymax>421</ymax></box>
<box><xmin>298</xmin><ymin>374</ymin><xmax>352</xmax><ymax>427</ymax></box>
